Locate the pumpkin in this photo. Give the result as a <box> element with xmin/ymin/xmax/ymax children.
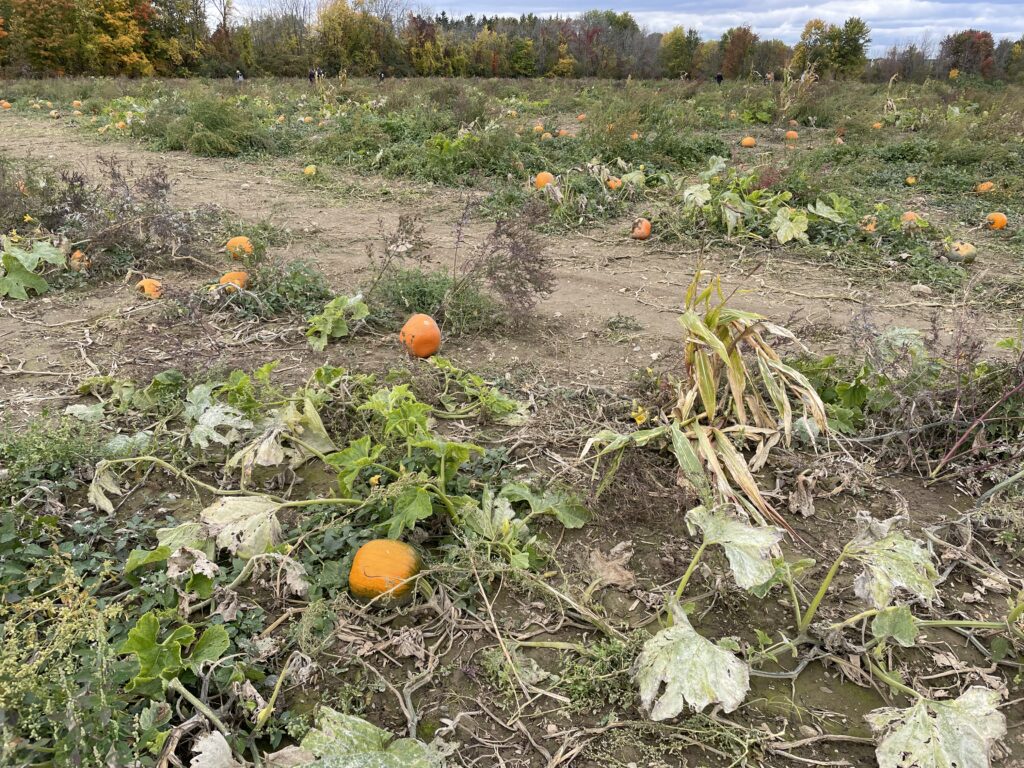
<box><xmin>0</xmin><ymin>101</ymin><xmax>11</xmax><ymax>110</ymax></box>
<box><xmin>949</xmin><ymin>241</ymin><xmax>977</xmax><ymax>262</ymax></box>
<box><xmin>630</xmin><ymin>131</ymin><xmax>640</xmax><ymax>140</ymax></box>
<box><xmin>740</xmin><ymin>136</ymin><xmax>756</xmax><ymax>148</ymax></box>
<box><xmin>349</xmin><ymin>539</ymin><xmax>422</xmax><ymax>601</ymax></box>
<box><xmin>784</xmin><ymin>130</ymin><xmax>799</xmax><ymax>141</ymax></box>
<box><xmin>69</xmin><ymin>250</ymin><xmax>90</xmax><ymax>271</ymax></box>
<box><xmin>901</xmin><ymin>211</ymin><xmax>920</xmax><ymax>223</ymax></box>
<box><xmin>303</xmin><ymin>164</ymin><xmax>317</xmax><ymax>176</ymax></box>
<box><xmin>533</xmin><ymin>124</ymin><xmax>545</xmax><ymax>133</ymax></box>
<box><xmin>834</xmin><ymin>137</ymin><xmax>845</xmax><ymax>145</ymax></box>
<box><xmin>860</xmin><ymin>216</ymin><xmax>878</xmax><ymax>233</ymax></box>
<box><xmin>49</xmin><ymin>110</ymin><xmax>59</xmax><ymax>119</ymax></box>
<box><xmin>136</xmin><ymin>278</ymin><xmax>163</xmax><ymax>298</ymax></box>
<box><xmin>607</xmin><ymin>176</ymin><xmax>623</xmax><ymax>191</ymax></box>
<box><xmin>631</xmin><ymin>218</ymin><xmax>652</xmax><ymax>240</ymax></box>
<box><xmin>534</xmin><ymin>171</ymin><xmax>555</xmax><ymax>190</ymax></box>
<box><xmin>905</xmin><ymin>176</ymin><xmax>917</xmax><ymax>186</ymax></box>
<box><xmin>302</xmin><ymin>116</ymin><xmax>313</xmax><ymax>123</ymax></box>
<box><xmin>219</xmin><ymin>271</ymin><xmax>249</xmax><ymax>293</ymax></box>
<box><xmin>975</xmin><ymin>181</ymin><xmax>994</xmax><ymax>194</ymax></box>
<box><xmin>871</xmin><ymin>121</ymin><xmax>883</xmax><ymax>129</ymax></box>
<box><xmin>985</xmin><ymin>212</ymin><xmax>1007</xmax><ymax>230</ymax></box>
<box><xmin>540</xmin><ymin>131</ymin><xmax>553</xmax><ymax>141</ymax></box>
<box><xmin>225</xmin><ymin>236</ymin><xmax>254</xmax><ymax>259</ymax></box>
<box><xmin>788</xmin><ymin>119</ymin><xmax>799</xmax><ymax>127</ymax></box>
<box><xmin>115</xmin><ymin>120</ymin><xmax>127</xmax><ymax>130</ymax></box>
<box><xmin>73</xmin><ymin>110</ymin><xmax>83</xmax><ymax>117</ymax></box>
<box><xmin>400</xmin><ymin>313</ymin><xmax>442</xmax><ymax>358</ymax></box>
<box><xmin>72</xmin><ymin>100</ymin><xmax>82</xmax><ymax>108</ymax></box>
<box><xmin>577</xmin><ymin>113</ymin><xmax>586</xmax><ymax>122</ymax></box>
<box><xmin>276</xmin><ymin>114</ymin><xmax>286</xmax><ymax>123</ymax></box>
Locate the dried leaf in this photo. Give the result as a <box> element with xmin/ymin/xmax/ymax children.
<box><xmin>200</xmin><ymin>496</ymin><xmax>282</xmax><ymax>559</ymax></box>
<box><xmin>685</xmin><ymin>506</ymin><xmax>783</xmax><ymax>589</ymax></box>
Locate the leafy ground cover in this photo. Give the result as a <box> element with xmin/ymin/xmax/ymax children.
<box><xmin>0</xmin><ymin>77</ymin><xmax>1023</xmax><ymax>768</ymax></box>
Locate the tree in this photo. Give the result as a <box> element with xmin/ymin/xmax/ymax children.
<box><xmin>660</xmin><ymin>25</ymin><xmax>700</xmax><ymax>78</ymax></box>
<box><xmin>940</xmin><ymin>29</ymin><xmax>996</xmax><ymax>78</ymax></box>
<box><xmin>721</xmin><ymin>26</ymin><xmax>757</xmax><ymax>78</ymax></box>
<box><xmin>546</xmin><ymin>40</ymin><xmax>575</xmax><ymax>77</ymax></box>
<box><xmin>832</xmin><ymin>17</ymin><xmax>870</xmax><ymax>76</ymax></box>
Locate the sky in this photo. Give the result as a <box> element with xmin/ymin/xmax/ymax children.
<box><xmin>434</xmin><ymin>0</ymin><xmax>1024</xmax><ymax>55</ymax></box>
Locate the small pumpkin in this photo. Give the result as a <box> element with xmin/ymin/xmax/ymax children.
<box><xmin>788</xmin><ymin>119</ymin><xmax>798</xmax><ymax>127</ymax></box>
<box><xmin>349</xmin><ymin>539</ymin><xmax>422</xmax><ymax>601</ymax></box>
<box><xmin>905</xmin><ymin>176</ymin><xmax>917</xmax><ymax>186</ymax></box>
<box><xmin>784</xmin><ymin>130</ymin><xmax>799</xmax><ymax>141</ymax></box>
<box><xmin>577</xmin><ymin>113</ymin><xmax>586</xmax><ymax>122</ymax></box>
<box><xmin>975</xmin><ymin>181</ymin><xmax>994</xmax><ymax>194</ymax></box>
<box><xmin>607</xmin><ymin>176</ymin><xmax>623</xmax><ymax>191</ymax></box>
<box><xmin>115</xmin><ymin>120</ymin><xmax>127</xmax><ymax>130</ymax></box>
<box><xmin>49</xmin><ymin>110</ymin><xmax>59</xmax><ymax>119</ymax></box>
<box><xmin>0</xmin><ymin>100</ymin><xmax>11</xmax><ymax>110</ymax></box>
<box><xmin>400</xmin><ymin>313</ymin><xmax>442</xmax><ymax>358</ymax></box>
<box><xmin>225</xmin><ymin>236</ymin><xmax>254</xmax><ymax>259</ymax></box>
<box><xmin>533</xmin><ymin>124</ymin><xmax>545</xmax><ymax>133</ymax></box>
<box><xmin>901</xmin><ymin>211</ymin><xmax>920</xmax><ymax>223</ymax></box>
<box><xmin>629</xmin><ymin>131</ymin><xmax>640</xmax><ymax>140</ymax></box>
<box><xmin>69</xmin><ymin>250</ymin><xmax>90</xmax><ymax>271</ymax></box>
<box><xmin>948</xmin><ymin>241</ymin><xmax>977</xmax><ymax>263</ymax></box>
<box><xmin>860</xmin><ymin>216</ymin><xmax>878</xmax><ymax>233</ymax></box>
<box><xmin>740</xmin><ymin>136</ymin><xmax>756</xmax><ymax>148</ymax></box>
<box><xmin>834</xmin><ymin>136</ymin><xmax>845</xmax><ymax>145</ymax></box>
<box><xmin>534</xmin><ymin>171</ymin><xmax>555</xmax><ymax>190</ymax></box>
<box><xmin>303</xmin><ymin>164</ymin><xmax>317</xmax><ymax>176</ymax></box>
<box><xmin>871</xmin><ymin>121</ymin><xmax>883</xmax><ymax>129</ymax></box>
<box><xmin>540</xmin><ymin>131</ymin><xmax>553</xmax><ymax>141</ymax></box>
<box><xmin>73</xmin><ymin>110</ymin><xmax>83</xmax><ymax>117</ymax></box>
<box><xmin>219</xmin><ymin>271</ymin><xmax>249</xmax><ymax>293</ymax></box>
<box><xmin>276</xmin><ymin>114</ymin><xmax>286</xmax><ymax>123</ymax></box>
<box><xmin>985</xmin><ymin>212</ymin><xmax>1007</xmax><ymax>230</ymax></box>
<box><xmin>631</xmin><ymin>218</ymin><xmax>652</xmax><ymax>240</ymax></box>
<box><xmin>302</xmin><ymin>116</ymin><xmax>313</xmax><ymax>123</ymax></box>
<box><xmin>136</xmin><ymin>278</ymin><xmax>163</xmax><ymax>298</ymax></box>
<box><xmin>72</xmin><ymin>100</ymin><xmax>82</xmax><ymax>108</ymax></box>
<box><xmin>557</xmin><ymin>128</ymin><xmax>570</xmax><ymax>137</ymax></box>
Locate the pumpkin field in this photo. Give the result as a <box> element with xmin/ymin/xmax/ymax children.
<box><xmin>1</xmin><ymin>75</ymin><xmax>1023</xmax><ymax>768</ymax></box>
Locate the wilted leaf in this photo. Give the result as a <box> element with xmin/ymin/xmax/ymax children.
<box><xmin>866</xmin><ymin>687</ymin><xmax>1006</xmax><ymax>768</ymax></box>
<box><xmin>200</xmin><ymin>496</ymin><xmax>282</xmax><ymax>558</ymax></box>
<box><xmin>851</xmin><ymin>530</ymin><xmax>938</xmax><ymax>609</ymax></box>
<box><xmin>635</xmin><ymin>605</ymin><xmax>750</xmax><ymax>720</ymax></box>
<box><xmin>871</xmin><ymin>606</ymin><xmax>920</xmax><ymax>648</ymax></box>
<box><xmin>185</xmin><ymin>385</ymin><xmax>253</xmax><ymax>449</ymax></box>
<box><xmin>498</xmin><ymin>482</ymin><xmax>590</xmax><ymax>529</ymax></box>
<box><xmin>88</xmin><ymin>460</ymin><xmax>123</xmax><ymax>513</ymax></box>
<box><xmin>157</xmin><ymin>522</ymin><xmax>214</xmax><ymax>559</ymax></box>
<box><xmin>190</xmin><ymin>732</ymin><xmax>243</xmax><ymax>768</ymax></box>
<box><xmin>64</xmin><ymin>403</ymin><xmax>105</xmax><ymax>422</ymax></box>
<box><xmin>297</xmin><ymin>707</ymin><xmax>439</xmax><ymax>767</ymax></box>
<box><xmin>685</xmin><ymin>506</ymin><xmax>783</xmax><ymax>589</ymax></box>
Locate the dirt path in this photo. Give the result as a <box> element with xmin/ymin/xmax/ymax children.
<box><xmin>2</xmin><ymin>114</ymin><xmax>1017</xmax><ymax>415</ymax></box>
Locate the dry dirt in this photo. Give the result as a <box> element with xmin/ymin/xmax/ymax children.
<box><xmin>3</xmin><ymin>113</ymin><xmax>1020</xmax><ymax>419</ymax></box>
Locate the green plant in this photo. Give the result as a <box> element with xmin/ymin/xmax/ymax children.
<box><xmin>306</xmin><ymin>294</ymin><xmax>370</xmax><ymax>351</ymax></box>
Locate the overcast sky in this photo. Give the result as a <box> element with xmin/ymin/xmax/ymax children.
<box><xmin>434</xmin><ymin>0</ymin><xmax>1024</xmax><ymax>55</ymax></box>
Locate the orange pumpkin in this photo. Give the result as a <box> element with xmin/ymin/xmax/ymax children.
<box><xmin>400</xmin><ymin>313</ymin><xmax>441</xmax><ymax>358</ymax></box>
<box><xmin>975</xmin><ymin>181</ymin><xmax>994</xmax><ymax>194</ymax></box>
<box><xmin>784</xmin><ymin>130</ymin><xmax>799</xmax><ymax>141</ymax></box>
<box><xmin>557</xmin><ymin>128</ymin><xmax>570</xmax><ymax>137</ymax></box>
<box><xmin>540</xmin><ymin>131</ymin><xmax>553</xmax><ymax>141</ymax></box>
<box><xmin>136</xmin><ymin>278</ymin><xmax>163</xmax><ymax>298</ymax></box>
<box><xmin>534</xmin><ymin>171</ymin><xmax>555</xmax><ymax>190</ymax></box>
<box><xmin>871</xmin><ymin>121</ymin><xmax>883</xmax><ymax>130</ymax></box>
<box><xmin>533</xmin><ymin>124</ymin><xmax>545</xmax><ymax>133</ymax></box>
<box><xmin>631</xmin><ymin>218</ymin><xmax>652</xmax><ymax>240</ymax></box>
<box><xmin>949</xmin><ymin>241</ymin><xmax>977</xmax><ymax>262</ymax></box>
<box><xmin>607</xmin><ymin>176</ymin><xmax>623</xmax><ymax>191</ymax></box>
<box><xmin>72</xmin><ymin>100</ymin><xmax>82</xmax><ymax>108</ymax></box>
<box><xmin>349</xmin><ymin>539</ymin><xmax>422</xmax><ymax>600</ymax></box>
<box><xmin>69</xmin><ymin>250</ymin><xmax>90</xmax><ymax>271</ymax></box>
<box><xmin>740</xmin><ymin>136</ymin><xmax>756</xmax><ymax>148</ymax></box>
<box><xmin>219</xmin><ymin>271</ymin><xmax>249</xmax><ymax>292</ymax></box>
<box><xmin>577</xmin><ymin>113</ymin><xmax>586</xmax><ymax>122</ymax></box>
<box><xmin>905</xmin><ymin>176</ymin><xmax>918</xmax><ymax>186</ymax></box>
<box><xmin>985</xmin><ymin>212</ymin><xmax>1007</xmax><ymax>230</ymax></box>
<box><xmin>901</xmin><ymin>211</ymin><xmax>920</xmax><ymax>223</ymax></box>
<box><xmin>0</xmin><ymin>101</ymin><xmax>11</xmax><ymax>110</ymax></box>
<box><xmin>630</xmin><ymin>131</ymin><xmax>640</xmax><ymax>140</ymax></box>
<box><xmin>225</xmin><ymin>236</ymin><xmax>254</xmax><ymax>259</ymax></box>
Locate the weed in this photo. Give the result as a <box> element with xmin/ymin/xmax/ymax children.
<box><xmin>0</xmin><ymin>415</ymin><xmax>104</xmax><ymax>504</ymax></box>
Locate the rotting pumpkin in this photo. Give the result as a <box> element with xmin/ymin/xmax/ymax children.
<box><xmin>631</xmin><ymin>218</ymin><xmax>652</xmax><ymax>240</ymax></box>
<box><xmin>136</xmin><ymin>278</ymin><xmax>163</xmax><ymax>299</ymax></box>
<box><xmin>985</xmin><ymin>212</ymin><xmax>1007</xmax><ymax>230</ymax></box>
<box><xmin>400</xmin><ymin>313</ymin><xmax>442</xmax><ymax>358</ymax></box>
<box><xmin>219</xmin><ymin>271</ymin><xmax>249</xmax><ymax>293</ymax></box>
<box><xmin>226</xmin><ymin>236</ymin><xmax>254</xmax><ymax>259</ymax></box>
<box><xmin>349</xmin><ymin>539</ymin><xmax>422</xmax><ymax>600</ymax></box>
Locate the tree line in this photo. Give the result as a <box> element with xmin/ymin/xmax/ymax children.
<box><xmin>0</xmin><ymin>0</ymin><xmax>1022</xmax><ymax>82</ymax></box>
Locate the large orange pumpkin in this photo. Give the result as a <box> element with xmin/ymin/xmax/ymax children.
<box><xmin>219</xmin><ymin>271</ymin><xmax>249</xmax><ymax>292</ymax></box>
<box><xmin>784</xmin><ymin>130</ymin><xmax>799</xmax><ymax>141</ymax></box>
<box><xmin>136</xmin><ymin>278</ymin><xmax>163</xmax><ymax>298</ymax></box>
<box><xmin>349</xmin><ymin>540</ymin><xmax>422</xmax><ymax>600</ymax></box>
<box><xmin>225</xmin><ymin>236</ymin><xmax>254</xmax><ymax>259</ymax></box>
<box><xmin>985</xmin><ymin>212</ymin><xmax>1007</xmax><ymax>230</ymax></box>
<box><xmin>975</xmin><ymin>181</ymin><xmax>994</xmax><ymax>194</ymax></box>
<box><xmin>740</xmin><ymin>136</ymin><xmax>756</xmax><ymax>148</ymax></box>
<box><xmin>0</xmin><ymin>101</ymin><xmax>11</xmax><ymax>110</ymax></box>
<box><xmin>631</xmin><ymin>218</ymin><xmax>652</xmax><ymax>240</ymax></box>
<box><xmin>534</xmin><ymin>171</ymin><xmax>555</xmax><ymax>190</ymax></box>
<box><xmin>400</xmin><ymin>313</ymin><xmax>441</xmax><ymax>358</ymax></box>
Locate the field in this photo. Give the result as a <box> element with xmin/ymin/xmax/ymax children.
<box><xmin>1</xmin><ymin>75</ymin><xmax>1023</xmax><ymax>768</ymax></box>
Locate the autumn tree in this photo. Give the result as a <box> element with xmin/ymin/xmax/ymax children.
<box><xmin>721</xmin><ymin>25</ymin><xmax>757</xmax><ymax>78</ymax></box>
<box><xmin>940</xmin><ymin>29</ymin><xmax>996</xmax><ymax>77</ymax></box>
<box><xmin>792</xmin><ymin>16</ymin><xmax>870</xmax><ymax>77</ymax></box>
<box><xmin>660</xmin><ymin>25</ymin><xmax>700</xmax><ymax>77</ymax></box>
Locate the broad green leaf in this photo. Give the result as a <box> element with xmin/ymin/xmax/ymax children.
<box><xmin>807</xmin><ymin>198</ymin><xmax>845</xmax><ymax>223</ymax></box>
<box><xmin>118</xmin><ymin>612</ymin><xmax>195</xmax><ymax>692</ymax></box>
<box><xmin>124</xmin><ymin>546</ymin><xmax>172</xmax><ymax>575</ymax></box>
<box><xmin>190</xmin><ymin>625</ymin><xmax>230</xmax><ymax>668</ymax></box>
<box><xmin>750</xmin><ymin>557</ymin><xmax>816</xmax><ymax>599</ymax></box>
<box><xmin>185</xmin><ymin>385</ymin><xmax>253</xmax><ymax>449</ymax></box>
<box><xmin>866</xmin><ymin>687</ymin><xmax>1006</xmax><ymax>768</ymax></box>
<box><xmin>682</xmin><ymin>183</ymin><xmax>712</xmax><ymax>208</ymax></box>
<box><xmin>850</xmin><ymin>531</ymin><xmax>938</xmax><ymax>609</ymax></box>
<box><xmin>463</xmin><ymin>487</ymin><xmax>520</xmax><ymax>542</ymax></box>
<box><xmin>498</xmin><ymin>482</ymin><xmax>590</xmax><ymax>529</ymax></box>
<box><xmin>307</xmin><ymin>295</ymin><xmax>370</xmax><ymax>351</ymax></box>
<box><xmin>385</xmin><ymin>485</ymin><xmax>434</xmax><ymax>538</ymax></box>
<box><xmin>635</xmin><ymin>605</ymin><xmax>749</xmax><ymax>720</ymax></box>
<box><xmin>871</xmin><ymin>605</ymin><xmax>920</xmax><ymax>648</ymax></box>
<box><xmin>296</xmin><ymin>707</ymin><xmax>439</xmax><ymax>767</ymax></box>
<box><xmin>64</xmin><ymin>403</ymin><xmax>105</xmax><ymax>422</ymax></box>
<box><xmin>0</xmin><ymin>252</ymin><xmax>50</xmax><ymax>299</ymax></box>
<box><xmin>770</xmin><ymin>207</ymin><xmax>810</xmax><ymax>245</ymax></box>
<box><xmin>200</xmin><ymin>496</ymin><xmax>283</xmax><ymax>558</ymax></box>
<box><xmin>685</xmin><ymin>506</ymin><xmax>783</xmax><ymax>589</ymax></box>
<box><xmin>325</xmin><ymin>436</ymin><xmax>382</xmax><ymax>494</ymax></box>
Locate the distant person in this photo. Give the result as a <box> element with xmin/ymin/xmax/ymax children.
<box><xmin>317</xmin><ymin>67</ymin><xmax>325</xmax><ymax>81</ymax></box>
<box><xmin>308</xmin><ymin>68</ymin><xmax>315</xmax><ymax>85</ymax></box>
<box><xmin>378</xmin><ymin>71</ymin><xmax>386</xmax><ymax>84</ymax></box>
<box><xmin>716</xmin><ymin>72</ymin><xmax>724</xmax><ymax>85</ymax></box>
<box><xmin>235</xmin><ymin>69</ymin><xmax>244</xmax><ymax>84</ymax></box>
